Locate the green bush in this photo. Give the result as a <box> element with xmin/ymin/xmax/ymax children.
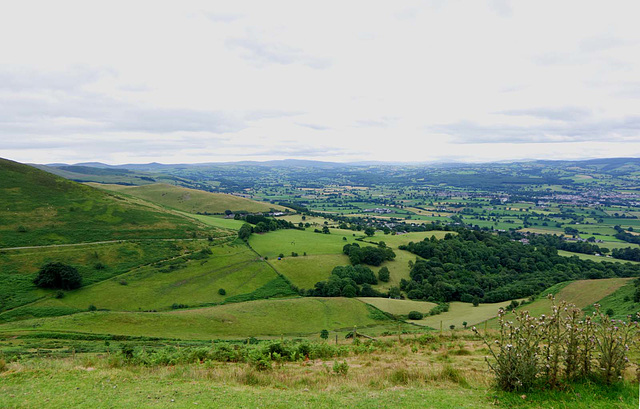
<box><xmin>407</xmin><ymin>311</ymin><xmax>423</xmax><ymax>320</ymax></box>
<box><xmin>218</xmin><ymin>288</ymin><xmax>226</xmax><ymax>296</ymax></box>
<box><xmin>333</xmin><ymin>360</ymin><xmax>349</xmax><ymax>375</ymax></box>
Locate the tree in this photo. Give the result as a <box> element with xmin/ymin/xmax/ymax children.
<box><xmin>238</xmin><ymin>223</ymin><xmax>253</xmax><ymax>241</ymax></box>
<box><xmin>378</xmin><ymin>266</ymin><xmax>390</xmax><ymax>282</ymax></box>
<box><xmin>33</xmin><ymin>262</ymin><xmax>82</xmax><ymax>290</ymax></box>
<box><xmin>322</xmin><ymin>225</ymin><xmax>330</xmax><ymax>234</ymax></box>
<box><xmin>462</xmin><ymin>321</ymin><xmax>468</xmax><ymax>329</ymax></box>
<box><xmin>320</xmin><ymin>329</ymin><xmax>329</xmax><ymax>340</ymax></box>
<box><xmin>218</xmin><ymin>288</ymin><xmax>226</xmax><ymax>295</ymax></box>
<box><xmin>364</xmin><ymin>227</ymin><xmax>375</xmax><ymax>236</ymax></box>
<box><xmin>224</xmin><ymin>209</ymin><xmax>233</xmax><ymax>216</ymax></box>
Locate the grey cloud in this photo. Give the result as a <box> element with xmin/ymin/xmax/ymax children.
<box><xmin>579</xmin><ymin>36</ymin><xmax>634</xmax><ymax>53</ymax></box>
<box><xmin>355</xmin><ymin>117</ymin><xmax>397</xmax><ymax>128</ymax></box>
<box><xmin>431</xmin><ymin>116</ymin><xmax>640</xmax><ymax>144</ymax></box>
<box><xmin>245</xmin><ymin>144</ymin><xmax>352</xmax><ymax>158</ymax></box>
<box><xmin>203</xmin><ymin>12</ymin><xmax>242</xmax><ymax>23</ymax></box>
<box><xmin>297</xmin><ymin>123</ymin><xmax>331</xmax><ymax>131</ymax></box>
<box><xmin>0</xmin><ymin>65</ymin><xmax>116</xmax><ymax>92</ymax></box>
<box><xmin>225</xmin><ymin>36</ymin><xmax>331</xmax><ymax>69</ymax></box>
<box><xmin>497</xmin><ymin>107</ymin><xmax>592</xmax><ymax>122</ymax></box>
<box><xmin>0</xmin><ymin>68</ymin><xmax>299</xmax><ymax>137</ymax></box>
<box><xmin>488</xmin><ymin>0</ymin><xmax>513</xmax><ymax>18</ymax></box>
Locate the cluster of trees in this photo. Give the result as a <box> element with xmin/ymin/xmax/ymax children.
<box><xmin>342</xmin><ymin>243</ymin><xmax>396</xmax><ymax>266</ymax></box>
<box><xmin>236</xmin><ymin>214</ymin><xmax>299</xmax><ymax>241</ymax></box>
<box><xmin>612</xmin><ymin>247</ymin><xmax>640</xmax><ymax>262</ymax></box>
<box><xmin>614</xmin><ymin>225</ymin><xmax>640</xmax><ymax>245</ymax></box>
<box><xmin>307</xmin><ymin>265</ymin><xmax>385</xmax><ymax>298</ymax></box>
<box><xmin>516</xmin><ymin>233</ymin><xmax>607</xmax><ymax>255</ymax></box>
<box><xmin>399</xmin><ymin>229</ymin><xmax>640</xmax><ymax>303</ymax></box>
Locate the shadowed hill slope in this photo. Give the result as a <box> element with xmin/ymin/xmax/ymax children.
<box><xmin>0</xmin><ymin>158</ymin><xmax>217</xmax><ymax>247</ymax></box>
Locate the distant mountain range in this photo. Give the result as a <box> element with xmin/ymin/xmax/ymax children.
<box><xmin>41</xmin><ymin>157</ymin><xmax>640</xmax><ymax>170</ymax></box>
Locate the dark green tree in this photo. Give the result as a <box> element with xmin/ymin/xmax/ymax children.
<box><xmin>378</xmin><ymin>266</ymin><xmax>390</xmax><ymax>282</ymax></box>
<box><xmin>238</xmin><ymin>223</ymin><xmax>253</xmax><ymax>241</ymax></box>
<box><xmin>33</xmin><ymin>262</ymin><xmax>82</xmax><ymax>290</ymax></box>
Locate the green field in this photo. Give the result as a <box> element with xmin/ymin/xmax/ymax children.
<box><xmin>0</xmin><ymin>240</ymin><xmax>212</xmax><ymax>317</ymax></box>
<box><xmin>582</xmin><ymin>280</ymin><xmax>640</xmax><ymax>320</ymax></box>
<box><xmin>248</xmin><ymin>228</ymin><xmax>361</xmax><ymax>258</ymax></box>
<box><xmin>90</xmin><ymin>183</ymin><xmax>289</xmax><ymax>214</ymax></box>
<box><xmin>418</xmin><ymin>299</ymin><xmax>526</xmax><ymax>330</ymax></box>
<box><xmin>179</xmin><ymin>212</ymin><xmax>247</xmax><ymax>230</ymax></box>
<box><xmin>0</xmin><ymin>297</ymin><xmax>390</xmax><ymax>339</ymax></box>
<box><xmin>358</xmin><ymin>297</ymin><xmax>437</xmax><ymax>315</ymax></box>
<box><xmin>515</xmin><ymin>278</ymin><xmax>633</xmax><ymax>318</ymax></box>
<box><xmin>270</xmin><ymin>254</ymin><xmax>350</xmax><ymax>289</ymax></box>
<box><xmin>557</xmin><ymin>250</ymin><xmax>639</xmax><ymax>264</ymax></box>
<box><xmin>15</xmin><ymin>243</ymin><xmax>283</xmax><ymax>313</ymax></box>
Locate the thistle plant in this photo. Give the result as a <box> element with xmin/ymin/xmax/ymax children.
<box><xmin>474</xmin><ymin>296</ymin><xmax>638</xmax><ymax>391</ymax></box>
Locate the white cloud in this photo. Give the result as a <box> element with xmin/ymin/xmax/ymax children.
<box><xmin>0</xmin><ymin>0</ymin><xmax>640</xmax><ymax>164</ymax></box>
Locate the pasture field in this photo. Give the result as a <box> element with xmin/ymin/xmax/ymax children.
<box><xmin>17</xmin><ymin>243</ymin><xmax>283</xmax><ymax>313</ymax></box>
<box><xmin>248</xmin><ymin>228</ymin><xmax>360</xmax><ymax>258</ymax></box>
<box><xmin>179</xmin><ymin>212</ymin><xmax>247</xmax><ymax>230</ymax></box>
<box><xmin>557</xmin><ymin>250</ymin><xmax>639</xmax><ymax>264</ymax></box>
<box><xmin>417</xmin><ymin>299</ymin><xmax>527</xmax><ymax>330</ymax></box>
<box><xmin>358</xmin><ymin>297</ymin><xmax>437</xmax><ymax>315</ymax></box>
<box><xmin>365</xmin><ymin>230</ymin><xmax>452</xmax><ymax>248</ymax></box>
<box><xmin>374</xmin><ymin>249</ymin><xmax>419</xmax><ymax>290</ymax></box>
<box><xmin>270</xmin><ymin>254</ymin><xmax>349</xmax><ymax>289</ymax></box>
<box><xmin>0</xmin><ymin>240</ymin><xmax>210</xmax><ymax>317</ymax></box>
<box><xmin>581</xmin><ymin>280</ymin><xmax>640</xmax><ymax>319</ymax></box>
<box><xmin>0</xmin><ymin>298</ymin><xmax>390</xmax><ymax>339</ymax></box>
<box><xmin>90</xmin><ymin>183</ymin><xmax>288</xmax><ymax>214</ymax></box>
<box><xmin>513</xmin><ymin>278</ymin><xmax>632</xmax><ymax>318</ymax></box>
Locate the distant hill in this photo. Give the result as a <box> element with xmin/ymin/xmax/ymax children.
<box><xmin>0</xmin><ymin>158</ymin><xmax>215</xmax><ymax>247</ymax></box>
<box><xmin>87</xmin><ymin>183</ymin><xmax>290</xmax><ymax>214</ymax></box>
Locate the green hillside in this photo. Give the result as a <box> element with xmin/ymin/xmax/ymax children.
<box><xmin>0</xmin><ymin>297</ymin><xmax>389</xmax><ymax>339</ymax></box>
<box><xmin>11</xmin><ymin>242</ymin><xmax>287</xmax><ymax>315</ymax></box>
<box><xmin>89</xmin><ymin>183</ymin><xmax>289</xmax><ymax>214</ymax></box>
<box><xmin>0</xmin><ymin>158</ymin><xmax>218</xmax><ymax>248</ymax></box>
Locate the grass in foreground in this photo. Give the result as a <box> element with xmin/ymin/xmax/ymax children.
<box><xmin>0</xmin><ymin>337</ymin><xmax>636</xmax><ymax>409</ymax></box>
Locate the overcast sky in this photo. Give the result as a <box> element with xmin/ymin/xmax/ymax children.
<box><xmin>1</xmin><ymin>0</ymin><xmax>640</xmax><ymax>164</ymax></box>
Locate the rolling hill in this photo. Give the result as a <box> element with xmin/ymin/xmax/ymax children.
<box><xmin>88</xmin><ymin>183</ymin><xmax>289</xmax><ymax>214</ymax></box>
<box><xmin>0</xmin><ymin>158</ymin><xmax>218</xmax><ymax>248</ymax></box>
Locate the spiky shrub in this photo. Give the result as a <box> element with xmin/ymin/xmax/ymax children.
<box><xmin>475</xmin><ymin>296</ymin><xmax>638</xmax><ymax>391</ymax></box>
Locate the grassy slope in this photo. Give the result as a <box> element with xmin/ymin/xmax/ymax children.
<box><xmin>249</xmin><ymin>229</ymin><xmax>449</xmax><ymax>290</ymax></box>
<box><xmin>582</xmin><ymin>280</ymin><xmax>640</xmax><ymax>320</ymax></box>
<box><xmin>89</xmin><ymin>183</ymin><xmax>288</xmax><ymax>214</ymax></box>
<box><xmin>517</xmin><ymin>278</ymin><xmax>633</xmax><ymax>317</ymax></box>
<box><xmin>0</xmin><ymin>158</ymin><xmax>215</xmax><ymax>248</ymax></box>
<box><xmin>0</xmin><ymin>298</ymin><xmax>388</xmax><ymax>339</ymax></box>
<box><xmin>417</xmin><ymin>299</ymin><xmax>526</xmax><ymax>330</ymax></box>
<box><xmin>0</xmin><ymin>240</ymin><xmax>210</xmax><ymax>316</ymax></box>
<box><xmin>16</xmin><ymin>243</ymin><xmax>282</xmax><ymax>313</ymax></box>
<box><xmin>482</xmin><ymin>278</ymin><xmax>633</xmax><ymax>329</ymax></box>
<box><xmin>358</xmin><ymin>297</ymin><xmax>437</xmax><ymax>315</ymax></box>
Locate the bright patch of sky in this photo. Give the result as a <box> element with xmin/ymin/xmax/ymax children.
<box><xmin>1</xmin><ymin>0</ymin><xmax>639</xmax><ymax>164</ymax></box>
